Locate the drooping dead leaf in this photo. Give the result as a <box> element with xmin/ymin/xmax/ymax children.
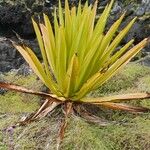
<box><xmin>81</xmin><ymin>93</ymin><xmax>150</xmax><ymax>103</ymax></box>
<box><xmin>73</xmin><ymin>104</ymin><xmax>110</xmax><ymax>126</ymax></box>
<box><xmin>57</xmin><ymin>102</ymin><xmax>73</xmax><ymax>149</ymax></box>
<box><xmin>0</xmin><ymin>82</ymin><xmax>64</xmax><ymax>102</ymax></box>
<box><xmin>98</xmin><ymin>102</ymin><xmax>150</xmax><ymax>113</ymax></box>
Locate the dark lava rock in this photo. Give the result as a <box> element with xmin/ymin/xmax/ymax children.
<box><xmin>0</xmin><ymin>37</ymin><xmax>24</xmax><ymax>72</ymax></box>
<box><xmin>0</xmin><ymin>1</ymin><xmax>53</xmax><ymax>38</ymax></box>
<box><xmin>135</xmin><ymin>0</ymin><xmax>150</xmax><ymax>16</ymax></box>
<box><xmin>111</xmin><ymin>1</ymin><xmax>123</xmax><ymax>14</ymax></box>
<box><xmin>0</xmin><ymin>3</ymin><xmax>34</xmax><ymax>38</ymax></box>
<box><xmin>0</xmin><ymin>87</ymin><xmax>6</xmax><ymax>95</ymax></box>
<box><xmin>108</xmin><ymin>0</ymin><xmax>150</xmax><ymax>52</ymax></box>
<box><xmin>136</xmin><ymin>6</ymin><xmax>145</xmax><ymax>16</ymax></box>
<box><xmin>121</xmin><ymin>17</ymin><xmax>150</xmax><ymax>52</ymax></box>
<box><xmin>0</xmin><ymin>0</ymin><xmax>148</xmax><ymax>40</ymax></box>
<box><xmin>25</xmin><ymin>0</ymin><xmax>36</xmax><ymax>9</ymax></box>
<box><xmin>0</xmin><ymin>36</ymin><xmax>39</xmax><ymax>73</ymax></box>
<box><xmin>0</xmin><ymin>75</ymin><xmax>6</xmax><ymax>95</ymax></box>
<box><xmin>138</xmin><ymin>55</ymin><xmax>150</xmax><ymax>67</ymax></box>
<box><xmin>17</xmin><ymin>64</ymin><xmax>33</xmax><ymax>76</ymax></box>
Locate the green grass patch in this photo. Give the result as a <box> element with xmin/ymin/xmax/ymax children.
<box><xmin>91</xmin><ymin>63</ymin><xmax>150</xmax><ymax>96</ymax></box>
<box><xmin>0</xmin><ymin>63</ymin><xmax>150</xmax><ymax>149</ymax></box>
<box><xmin>0</xmin><ymin>72</ymin><xmax>43</xmax><ymax>113</ymax></box>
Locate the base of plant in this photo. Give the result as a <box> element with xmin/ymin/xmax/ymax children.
<box><xmin>1</xmin><ymin>82</ymin><xmax>150</xmax><ymax>149</ymax></box>
<box><xmin>14</xmin><ymin>99</ymin><xmax>111</xmax><ymax>148</ymax></box>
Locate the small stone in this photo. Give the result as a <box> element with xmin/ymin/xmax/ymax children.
<box><xmin>138</xmin><ymin>56</ymin><xmax>150</xmax><ymax>67</ymax></box>
<box><xmin>0</xmin><ymin>76</ymin><xmax>6</xmax><ymax>95</ymax></box>
<box><xmin>136</xmin><ymin>6</ymin><xmax>145</xmax><ymax>16</ymax></box>
<box><xmin>0</xmin><ymin>88</ymin><xmax>6</xmax><ymax>95</ymax></box>
<box><xmin>17</xmin><ymin>64</ymin><xmax>33</xmax><ymax>76</ymax></box>
<box><xmin>142</xmin><ymin>0</ymin><xmax>150</xmax><ymax>5</ymax></box>
<box><xmin>111</xmin><ymin>1</ymin><xmax>122</xmax><ymax>14</ymax></box>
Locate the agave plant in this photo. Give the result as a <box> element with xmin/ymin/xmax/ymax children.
<box><xmin>0</xmin><ymin>0</ymin><xmax>150</xmax><ymax>147</ymax></box>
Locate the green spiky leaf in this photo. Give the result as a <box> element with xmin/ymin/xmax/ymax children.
<box><xmin>13</xmin><ymin>0</ymin><xmax>148</xmax><ymax>101</ymax></box>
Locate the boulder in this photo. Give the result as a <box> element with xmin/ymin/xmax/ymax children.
<box><xmin>109</xmin><ymin>0</ymin><xmax>150</xmax><ymax>52</ymax></box>
<box><xmin>0</xmin><ymin>37</ymin><xmax>39</xmax><ymax>72</ymax></box>
<box><xmin>0</xmin><ymin>0</ymin><xmax>53</xmax><ymax>38</ymax></box>
<box><xmin>0</xmin><ymin>3</ymin><xmax>34</xmax><ymax>38</ymax></box>
<box><xmin>0</xmin><ymin>37</ymin><xmax>23</xmax><ymax>72</ymax></box>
